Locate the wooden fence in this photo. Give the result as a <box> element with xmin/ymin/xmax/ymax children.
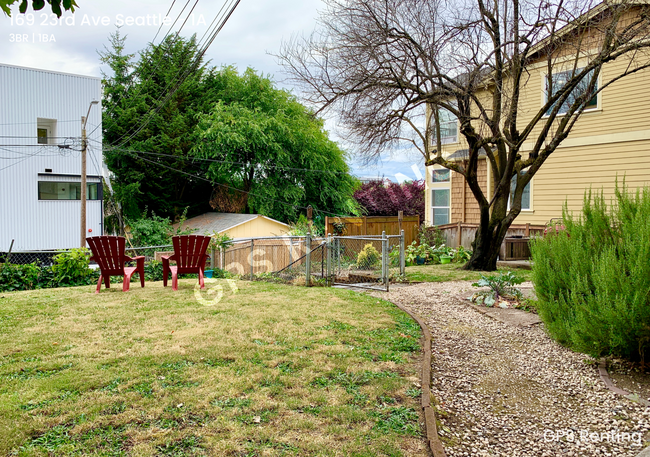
<box><xmin>433</xmin><ymin>222</ymin><xmax>546</xmax><ymax>260</ymax></box>
<box><xmin>213</xmin><ymin>237</ymin><xmax>328</xmax><ymax>276</ymax></box>
<box><xmin>325</xmin><ymin>215</ymin><xmax>420</xmax><ymax>246</ymax></box>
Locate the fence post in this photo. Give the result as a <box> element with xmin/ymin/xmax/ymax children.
<box><xmin>400</xmin><ymin>229</ymin><xmax>405</xmax><ymax>276</ymax></box>
<box><xmin>305</xmin><ymin>233</ymin><xmax>311</xmax><ymax>287</ymax></box>
<box><xmin>211</xmin><ymin>246</ymin><xmax>216</xmax><ymax>269</ymax></box>
<box><xmin>326</xmin><ymin>233</ymin><xmax>331</xmax><ymax>286</ymax></box>
<box><xmin>289</xmin><ymin>237</ymin><xmax>293</xmax><ymax>264</ymax></box>
<box><xmin>250</xmin><ymin>239</ymin><xmax>254</xmax><ymax>280</ymax></box>
<box><xmin>382</xmin><ymin>231</ymin><xmax>388</xmax><ymax>291</ymax></box>
<box><xmin>221</xmin><ymin>246</ymin><xmax>225</xmax><ymax>270</ymax></box>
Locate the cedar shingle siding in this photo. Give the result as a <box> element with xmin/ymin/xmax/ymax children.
<box><xmin>451</xmin><ymin>159</ymin><xmax>487</xmax><ymax>224</ymax></box>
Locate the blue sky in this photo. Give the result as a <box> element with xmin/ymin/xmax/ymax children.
<box><xmin>0</xmin><ymin>0</ymin><xmax>424</xmax><ymax>181</ymax></box>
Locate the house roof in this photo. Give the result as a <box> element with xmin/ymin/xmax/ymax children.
<box><xmin>0</xmin><ymin>62</ymin><xmax>101</xmax><ymax>81</ymax></box>
<box><xmin>446</xmin><ymin>148</ymin><xmax>488</xmax><ymax>161</ymax></box>
<box><xmin>178</xmin><ymin>212</ymin><xmax>289</xmax><ymax>235</ymax></box>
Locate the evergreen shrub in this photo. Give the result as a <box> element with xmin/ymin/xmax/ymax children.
<box><xmin>357</xmin><ymin>244</ymin><xmax>381</xmax><ymax>269</ymax></box>
<box><xmin>531</xmin><ymin>184</ymin><xmax>650</xmax><ymax>360</ymax></box>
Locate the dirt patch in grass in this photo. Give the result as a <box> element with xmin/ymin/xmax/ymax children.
<box><xmin>0</xmin><ymin>280</ymin><xmax>427</xmax><ymax>456</ymax></box>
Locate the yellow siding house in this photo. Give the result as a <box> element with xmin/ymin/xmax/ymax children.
<box><xmin>425</xmin><ymin>10</ymin><xmax>650</xmax><ymax>228</ymax></box>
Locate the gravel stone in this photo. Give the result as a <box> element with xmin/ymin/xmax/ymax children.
<box><xmin>375</xmin><ymin>281</ymin><xmax>650</xmax><ymax>457</ymax></box>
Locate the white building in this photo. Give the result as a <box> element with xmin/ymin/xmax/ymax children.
<box><xmin>0</xmin><ymin>63</ymin><xmax>103</xmax><ymax>252</ymax></box>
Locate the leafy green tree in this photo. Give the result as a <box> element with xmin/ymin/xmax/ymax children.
<box><xmin>101</xmin><ymin>33</ymin><xmax>359</xmax><ymax>224</ymax></box>
<box><xmin>192</xmin><ymin>68</ymin><xmax>360</xmax><ymax>222</ymax></box>
<box><xmin>0</xmin><ymin>0</ymin><xmax>77</xmax><ymax>16</ymax></box>
<box><xmin>100</xmin><ymin>31</ymin><xmax>216</xmax><ymax>221</ymax></box>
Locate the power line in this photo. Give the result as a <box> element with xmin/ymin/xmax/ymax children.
<box><xmin>89</xmin><ymin>0</ymin><xmax>199</xmax><ymax>138</ymax></box>
<box><xmin>128</xmin><ymin>150</ymin><xmax>347</xmax><ymax>218</ymax></box>
<box><xmin>99</xmin><ymin>143</ymin><xmax>354</xmax><ymax>177</ymax></box>
<box><xmin>108</xmin><ymin>0</ymin><xmax>242</xmax><ymax>148</ymax></box>
<box><xmin>86</xmin><ymin>143</ymin><xmax>103</xmax><ymax>179</ymax></box>
<box><xmin>0</xmin><ymin>119</ymin><xmax>83</xmax><ymax>126</ymax></box>
<box><xmin>152</xmin><ymin>0</ymin><xmax>178</xmax><ymax>44</ymax></box>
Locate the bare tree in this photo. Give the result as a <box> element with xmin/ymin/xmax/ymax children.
<box><xmin>278</xmin><ymin>0</ymin><xmax>650</xmax><ymax>270</ymax></box>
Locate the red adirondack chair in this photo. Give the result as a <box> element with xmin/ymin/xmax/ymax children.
<box><xmin>87</xmin><ymin>236</ymin><xmax>145</xmax><ymax>294</ymax></box>
<box><xmin>162</xmin><ymin>235</ymin><xmax>211</xmax><ymax>291</ymax></box>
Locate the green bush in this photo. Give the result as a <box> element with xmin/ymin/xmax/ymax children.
<box><xmin>357</xmin><ymin>244</ymin><xmax>381</xmax><ymax>269</ymax></box>
<box><xmin>530</xmin><ymin>184</ymin><xmax>650</xmax><ymax>360</ymax></box>
<box><xmin>144</xmin><ymin>260</ymin><xmax>165</xmax><ymax>282</ymax></box>
<box><xmin>404</xmin><ymin>241</ymin><xmax>470</xmax><ymax>265</ymax></box>
<box><xmin>0</xmin><ymin>263</ymin><xmax>41</xmax><ymax>292</ymax></box>
<box><xmin>52</xmin><ymin>248</ymin><xmax>93</xmax><ymax>286</ymax></box>
<box><xmin>127</xmin><ymin>208</ymin><xmax>194</xmax><ymax>247</ymax></box>
<box><xmin>418</xmin><ymin>224</ymin><xmax>446</xmax><ymax>247</ymax></box>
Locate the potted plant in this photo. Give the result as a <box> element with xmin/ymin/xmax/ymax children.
<box><xmin>332</xmin><ymin>217</ymin><xmax>347</xmax><ymax>236</ymax></box>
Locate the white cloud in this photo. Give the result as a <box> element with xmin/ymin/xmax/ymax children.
<box><xmin>0</xmin><ymin>0</ymin><xmax>421</xmax><ymax>179</ymax></box>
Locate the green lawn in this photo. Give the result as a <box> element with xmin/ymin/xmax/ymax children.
<box><xmin>404</xmin><ymin>263</ymin><xmax>532</xmax><ymax>283</ymax></box>
<box><xmin>0</xmin><ymin>279</ymin><xmax>427</xmax><ymax>456</ymax></box>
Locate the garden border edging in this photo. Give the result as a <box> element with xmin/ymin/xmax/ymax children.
<box><xmin>597</xmin><ymin>360</ymin><xmax>650</xmax><ymax>407</ymax></box>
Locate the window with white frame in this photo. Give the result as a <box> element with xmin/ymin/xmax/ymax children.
<box><xmin>37</xmin><ymin>118</ymin><xmax>57</xmax><ymax>145</ymax></box>
<box><xmin>430</xmin><ymin>107</ymin><xmax>458</xmax><ymax>145</ymax></box>
<box><xmin>431</xmin><ymin>188</ymin><xmax>450</xmax><ymax>225</ymax></box>
<box><xmin>509</xmin><ymin>172</ymin><xmax>531</xmax><ymax>211</ymax></box>
<box><xmin>545</xmin><ymin>68</ymin><xmax>598</xmax><ymax>116</ymax></box>
<box><xmin>430</xmin><ymin>165</ymin><xmax>451</xmax><ymax>225</ymax></box>
<box><xmin>431</xmin><ymin>168</ymin><xmax>450</xmax><ymax>183</ymax></box>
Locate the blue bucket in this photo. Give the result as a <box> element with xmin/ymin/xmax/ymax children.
<box><xmin>204</xmin><ymin>270</ymin><xmax>214</xmax><ymax>279</ymax></box>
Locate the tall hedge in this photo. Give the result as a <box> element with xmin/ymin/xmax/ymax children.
<box><xmin>531</xmin><ymin>184</ymin><xmax>650</xmax><ymax>360</ymax></box>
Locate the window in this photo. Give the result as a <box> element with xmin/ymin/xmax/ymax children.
<box><xmin>430</xmin><ymin>108</ymin><xmax>458</xmax><ymax>145</ymax></box>
<box><xmin>432</xmin><ymin>188</ymin><xmax>450</xmax><ymax>225</ymax></box>
<box><xmin>545</xmin><ymin>68</ymin><xmax>598</xmax><ymax>116</ymax></box>
<box><xmin>509</xmin><ymin>173</ymin><xmax>531</xmax><ymax>211</ymax></box>
<box><xmin>38</xmin><ymin>182</ymin><xmax>100</xmax><ymax>200</ymax></box>
<box><xmin>37</xmin><ymin>128</ymin><xmax>49</xmax><ymax>144</ymax></box>
<box><xmin>431</xmin><ymin>169</ymin><xmax>450</xmax><ymax>183</ymax></box>
<box><xmin>37</xmin><ymin>118</ymin><xmax>57</xmax><ymax>145</ymax></box>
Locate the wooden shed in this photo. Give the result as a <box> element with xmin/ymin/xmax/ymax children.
<box><xmin>178</xmin><ymin>212</ymin><xmax>290</xmax><ymax>239</ymax></box>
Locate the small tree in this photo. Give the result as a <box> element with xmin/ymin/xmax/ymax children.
<box><xmin>279</xmin><ymin>0</ymin><xmax>650</xmax><ymax>270</ymax></box>
<box><xmin>353</xmin><ymin>180</ymin><xmax>424</xmax><ymax>221</ymax></box>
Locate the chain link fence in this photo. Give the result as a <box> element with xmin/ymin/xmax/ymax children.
<box><xmin>2</xmin><ymin>235</ymin><xmax>405</xmax><ymax>291</ymax></box>
<box><xmin>217</xmin><ymin>232</ymin><xmax>405</xmax><ymax>291</ymax></box>
<box><xmin>0</xmin><ymin>245</ymin><xmax>174</xmax><ymax>267</ymax></box>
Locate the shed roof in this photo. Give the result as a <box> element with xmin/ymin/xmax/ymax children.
<box><xmin>179</xmin><ymin>212</ymin><xmax>288</xmax><ymax>235</ymax></box>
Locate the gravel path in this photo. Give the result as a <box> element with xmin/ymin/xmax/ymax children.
<box><xmin>376</xmin><ymin>281</ymin><xmax>650</xmax><ymax>457</ymax></box>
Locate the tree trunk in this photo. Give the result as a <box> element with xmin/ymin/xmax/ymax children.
<box><xmin>463</xmin><ymin>225</ymin><xmax>503</xmax><ymax>271</ymax></box>
<box><xmin>462</xmin><ymin>195</ymin><xmax>514</xmax><ymax>271</ymax></box>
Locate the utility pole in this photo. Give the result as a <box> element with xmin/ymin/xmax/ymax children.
<box><xmin>81</xmin><ymin>100</ymin><xmax>98</xmax><ymax>248</ymax></box>
<box><xmin>80</xmin><ymin>115</ymin><xmax>87</xmax><ymax>248</ymax></box>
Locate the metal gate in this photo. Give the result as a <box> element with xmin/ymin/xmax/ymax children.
<box><xmin>328</xmin><ymin>231</ymin><xmax>405</xmax><ymax>292</ymax></box>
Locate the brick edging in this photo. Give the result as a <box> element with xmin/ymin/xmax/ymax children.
<box><xmin>390</xmin><ymin>301</ymin><xmax>447</xmax><ymax>457</ymax></box>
